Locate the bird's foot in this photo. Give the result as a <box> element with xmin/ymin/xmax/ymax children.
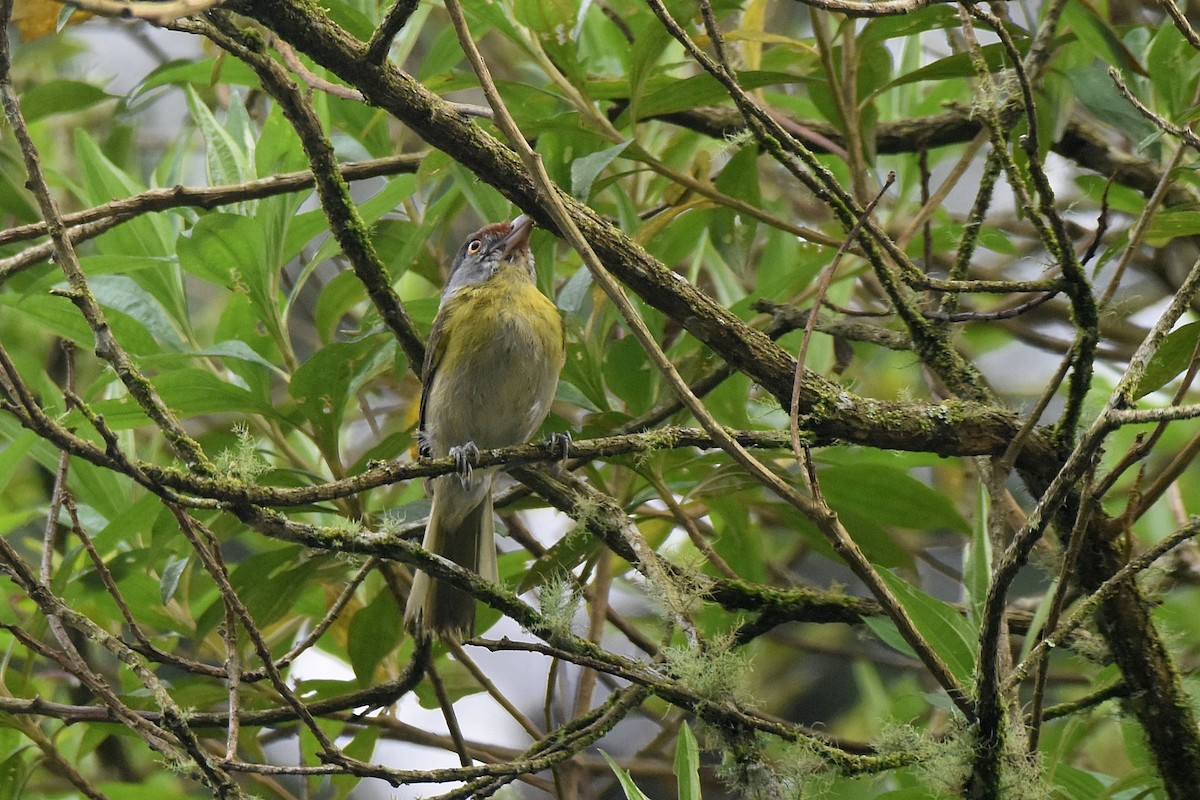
<box><xmin>449</xmin><ymin>441</ymin><xmax>480</xmax><ymax>487</ymax></box>
<box><xmin>545</xmin><ymin>431</ymin><xmax>572</xmax><ymax>473</ymax></box>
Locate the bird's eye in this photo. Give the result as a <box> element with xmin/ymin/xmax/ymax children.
<box><xmin>467</xmin><ymin>240</ymin><xmax>482</xmax><ymax>254</ymax></box>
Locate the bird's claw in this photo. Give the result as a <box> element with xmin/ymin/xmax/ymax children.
<box><xmin>546</xmin><ymin>431</ymin><xmax>572</xmax><ymax>472</ymax></box>
<box><xmin>449</xmin><ymin>441</ymin><xmax>480</xmax><ymax>487</ymax></box>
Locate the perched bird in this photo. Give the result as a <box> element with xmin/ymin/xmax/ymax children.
<box><xmin>404</xmin><ymin>215</ymin><xmax>565</xmax><ymax>639</ymax></box>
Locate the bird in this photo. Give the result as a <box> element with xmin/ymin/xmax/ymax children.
<box><xmin>404</xmin><ymin>214</ymin><xmax>565</xmax><ymax>640</ymax></box>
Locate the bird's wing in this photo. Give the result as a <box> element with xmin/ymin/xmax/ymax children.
<box><xmin>417</xmin><ymin>304</ymin><xmax>451</xmax><ymax>458</ymax></box>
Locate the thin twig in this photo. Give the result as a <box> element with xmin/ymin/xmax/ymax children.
<box><xmin>365</xmin><ymin>0</ymin><xmax>420</xmax><ymax>63</ymax></box>
<box><xmin>52</xmin><ymin>0</ymin><xmax>226</xmax><ymax>23</ymax></box>
<box><xmin>790</xmin><ymin>174</ymin><xmax>893</xmax><ymax>471</ymax></box>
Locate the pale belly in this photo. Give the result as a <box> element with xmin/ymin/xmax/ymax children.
<box><xmin>423</xmin><ymin>311</ymin><xmax>560</xmax><ymax>458</ymax></box>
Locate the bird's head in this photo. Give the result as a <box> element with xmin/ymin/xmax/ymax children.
<box><xmin>443</xmin><ymin>215</ymin><xmax>534</xmax><ymax>295</ymax></box>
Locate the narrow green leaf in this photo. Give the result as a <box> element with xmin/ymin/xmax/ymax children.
<box><xmin>1147</xmin><ymin>23</ymin><xmax>1198</xmax><ymax>118</ymax></box>
<box><xmin>347</xmin><ymin>589</ymin><xmax>404</xmax><ymax>685</ymax></box>
<box><xmin>964</xmin><ymin>483</ymin><xmax>992</xmax><ymax>630</ymax></box>
<box><xmin>1</xmin><ymin>293</ymin><xmax>99</xmax><ymax>349</ymax></box>
<box><xmin>289</xmin><ymin>336</ymin><xmax>393</xmax><ymax>453</ymax></box>
<box><xmin>0</xmin><ymin>429</ymin><xmax>37</xmax><ymax>495</ymax></box>
<box><xmin>1066</xmin><ymin>65</ymin><xmax>1154</xmax><ymax>144</ymax></box>
<box><xmin>145</xmin><ymin>340</ymin><xmax>285</xmax><ymax>377</ymax></box>
<box><xmin>627</xmin><ymin>70</ymin><xmax>811</xmax><ymax>121</ymax></box>
<box><xmin>1134</xmin><ymin>320</ymin><xmax>1200</xmax><ymax>398</ymax></box>
<box><xmin>185</xmin><ymin>85</ymin><xmax>254</xmax><ymax>191</ymax></box>
<box><xmin>519</xmin><ymin>528</ymin><xmax>600</xmax><ymax>593</ymax></box>
<box><xmin>605</xmin><ymin>335</ymin><xmax>655</xmax><ymax>413</ymax></box>
<box><xmin>1144</xmin><ymin>210</ymin><xmax>1200</xmax><ymax>248</ymax></box>
<box><xmin>1049</xmin><ymin>764</ymin><xmax>1109</xmax><ymax>800</ymax></box>
<box><xmin>159</xmin><ymin>556</ymin><xmax>188</xmax><ymax>605</ymax></box>
<box><xmin>330</xmin><ymin>727</ymin><xmax>379</xmax><ymax>799</ymax></box>
<box><xmin>413</xmin><ymin>657</ymin><xmax>483</xmax><ymax>708</ymax></box>
<box><xmin>20</xmin><ymin>80</ymin><xmax>110</xmax><ymax>121</ymax></box>
<box><xmin>0</xmin><ymin>166</ymin><xmax>37</xmax><ymax>219</ymax></box>
<box><xmin>194</xmin><ymin>547</ymin><xmax>317</xmax><ymax>640</ymax></box>
<box><xmin>177</xmin><ymin>212</ymin><xmax>276</xmax><ymax>329</ymax></box>
<box><xmin>89</xmin><ymin>275</ymin><xmax>186</xmax><ymax>351</ymax></box>
<box><xmin>314</xmin><ymin>270</ymin><xmax>372</xmax><ymax>344</ymax></box>
<box><xmin>862</xmin><ymin>616</ymin><xmax>918</xmax><ymax>661</ymax></box>
<box><xmin>601</xmin><ymin>751</ymin><xmax>654</xmax><ymax>800</ymax></box>
<box><xmin>876</xmin><ymin>570</ymin><xmax>977</xmax><ymax>684</ymax></box>
<box><xmin>1060</xmin><ymin>0</ymin><xmax>1148</xmax><ymax>77</ymax></box>
<box><xmin>878</xmin><ymin>41</ymin><xmax>1015</xmax><ymax>93</ymax></box>
<box><xmin>860</xmin><ymin>6</ymin><xmax>960</xmax><ymax>45</ymax></box>
<box><xmin>155</xmin><ymin>368</ymin><xmax>277</xmax><ymax>419</ymax></box>
<box><xmin>73</xmin><ymin>130</ymin><xmax>174</xmax><ymax>257</ymax></box>
<box><xmin>299</xmin><ymin>174</ymin><xmax>417</xmax><ymax>268</ymax></box>
<box><xmin>1017</xmin><ymin>577</ymin><xmax>1058</xmax><ymax>664</ymax></box>
<box><xmin>571</xmin><ymin>141</ymin><xmax>631</xmax><ymax>200</ymax></box>
<box><xmin>134</xmin><ymin>58</ymin><xmax>258</xmax><ymax>96</ymax></box>
<box><xmin>674</xmin><ymin>723</ymin><xmax>702</xmax><ymax>800</ymax></box>
<box><xmin>69</xmin><ymin>369</ymin><xmax>277</xmax><ymax>429</ymax></box>
<box><xmin>820</xmin><ymin>464</ymin><xmax>970</xmax><ymax>533</ymax></box>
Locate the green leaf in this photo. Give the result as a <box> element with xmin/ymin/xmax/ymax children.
<box><xmin>0</xmin><ymin>163</ymin><xmax>37</xmax><ymax>219</ymax></box>
<box><xmin>879</xmin><ymin>41</ymin><xmax>1016</xmax><ymax>93</ymax></box>
<box><xmin>605</xmin><ymin>334</ymin><xmax>655</xmax><ymax>413</ymax></box>
<box><xmin>513</xmin><ymin>0</ymin><xmax>577</xmax><ymax>40</ymax></box>
<box><xmin>1134</xmin><ymin>320</ymin><xmax>1200</xmax><ymax>398</ymax></box>
<box><xmin>964</xmin><ymin>483</ymin><xmax>992</xmax><ymax>630</ymax></box>
<box><xmin>819</xmin><ymin>464</ymin><xmax>970</xmax><ymax>533</ymax></box>
<box><xmin>413</xmin><ymin>656</ymin><xmax>482</xmax><ymax>708</ymax></box>
<box><xmin>145</xmin><ymin>339</ymin><xmax>285</xmax><ymax>378</ymax></box>
<box><xmin>74</xmin><ymin>369</ymin><xmax>278</xmax><ymax>429</ymax></box>
<box><xmin>185</xmin><ymin>85</ymin><xmax>254</xmax><ymax>191</ymax></box>
<box><xmin>135</xmin><ymin>58</ymin><xmax>259</xmax><ymax>95</ymax></box>
<box><xmin>159</xmin><ymin>556</ymin><xmax>188</xmax><ymax>605</ymax></box>
<box><xmin>299</xmin><ymin>174</ymin><xmax>417</xmax><ymax>269</ymax></box>
<box><xmin>330</xmin><ymin>726</ymin><xmax>379</xmax><ymax>799</ymax></box>
<box><xmin>255</xmin><ymin>101</ymin><xmax>309</xmax><ymax>176</ymax></box>
<box><xmin>623</xmin><ymin>70</ymin><xmax>812</xmax><ymax>121</ymax></box>
<box><xmin>97</xmin><ymin>776</ymin><xmax>182</xmax><ymax>800</ymax></box>
<box><xmin>89</xmin><ymin>275</ymin><xmax>186</xmax><ymax>351</ymax></box>
<box><xmin>154</xmin><ymin>368</ymin><xmax>278</xmax><ymax>419</ymax></box>
<box><xmin>1147</xmin><ymin>22</ymin><xmax>1200</xmax><ymax>119</ymax></box>
<box><xmin>571</xmin><ymin>141</ymin><xmax>631</xmax><ymax>200</ymax></box>
<box><xmin>194</xmin><ymin>547</ymin><xmax>318</xmax><ymax>641</ymax></box>
<box><xmin>0</xmin><ymin>429</ymin><xmax>38</xmax><ymax>495</ymax></box>
<box><xmin>1065</xmin><ymin>65</ymin><xmax>1154</xmax><ymax>144</ymax></box>
<box><xmin>519</xmin><ymin>528</ymin><xmax>601</xmax><ymax>593</ymax></box>
<box><xmin>860</xmin><ymin>6</ymin><xmax>960</xmax><ymax>46</ymax></box>
<box><xmin>1060</xmin><ymin>0</ymin><xmax>1147</xmax><ymax>78</ymax></box>
<box><xmin>73</xmin><ymin>129</ymin><xmax>174</xmax><ymax>258</ymax></box>
<box><xmin>1050</xmin><ymin>764</ymin><xmax>1109</xmax><ymax>800</ymax></box>
<box><xmin>177</xmin><ymin>212</ymin><xmax>277</xmax><ymax>329</ymax></box>
<box><xmin>20</xmin><ymin>80</ymin><xmax>111</xmax><ymax>121</ymax></box>
<box><xmin>674</xmin><ymin>723</ymin><xmax>702</xmax><ymax>800</ymax></box>
<box><xmin>314</xmin><ymin>270</ymin><xmax>369</xmax><ymax>344</ymax></box>
<box><xmin>711</xmin><ymin>146</ymin><xmax>761</xmax><ymax>268</ymax></box>
<box><xmin>1017</xmin><ymin>577</ymin><xmax>1059</xmax><ymax>664</ymax></box>
<box><xmin>347</xmin><ymin>589</ymin><xmax>404</xmax><ymax>685</ymax></box>
<box><xmin>1144</xmin><ymin>209</ymin><xmax>1200</xmax><ymax>247</ymax></box>
<box><xmin>289</xmin><ymin>336</ymin><xmax>393</xmax><ymax>453</ymax></box>
<box><xmin>601</xmin><ymin>751</ymin><xmax>654</xmax><ymax>800</ymax></box>
<box><xmin>875</xmin><ymin>570</ymin><xmax>977</xmax><ymax>684</ymax></box>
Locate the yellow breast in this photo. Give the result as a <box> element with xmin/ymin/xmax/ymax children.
<box><xmin>440</xmin><ymin>268</ymin><xmax>563</xmax><ymax>364</ymax></box>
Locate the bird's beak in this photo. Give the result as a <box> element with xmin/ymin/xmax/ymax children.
<box><xmin>499</xmin><ymin>215</ymin><xmax>533</xmax><ymax>260</ymax></box>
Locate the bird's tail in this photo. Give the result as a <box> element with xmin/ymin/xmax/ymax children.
<box><xmin>404</xmin><ymin>477</ymin><xmax>497</xmax><ymax>639</ymax></box>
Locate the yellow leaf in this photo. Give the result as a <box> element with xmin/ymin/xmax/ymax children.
<box><xmin>742</xmin><ymin>0</ymin><xmax>768</xmax><ymax>71</ymax></box>
<box><xmin>13</xmin><ymin>0</ymin><xmax>95</xmax><ymax>40</ymax></box>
